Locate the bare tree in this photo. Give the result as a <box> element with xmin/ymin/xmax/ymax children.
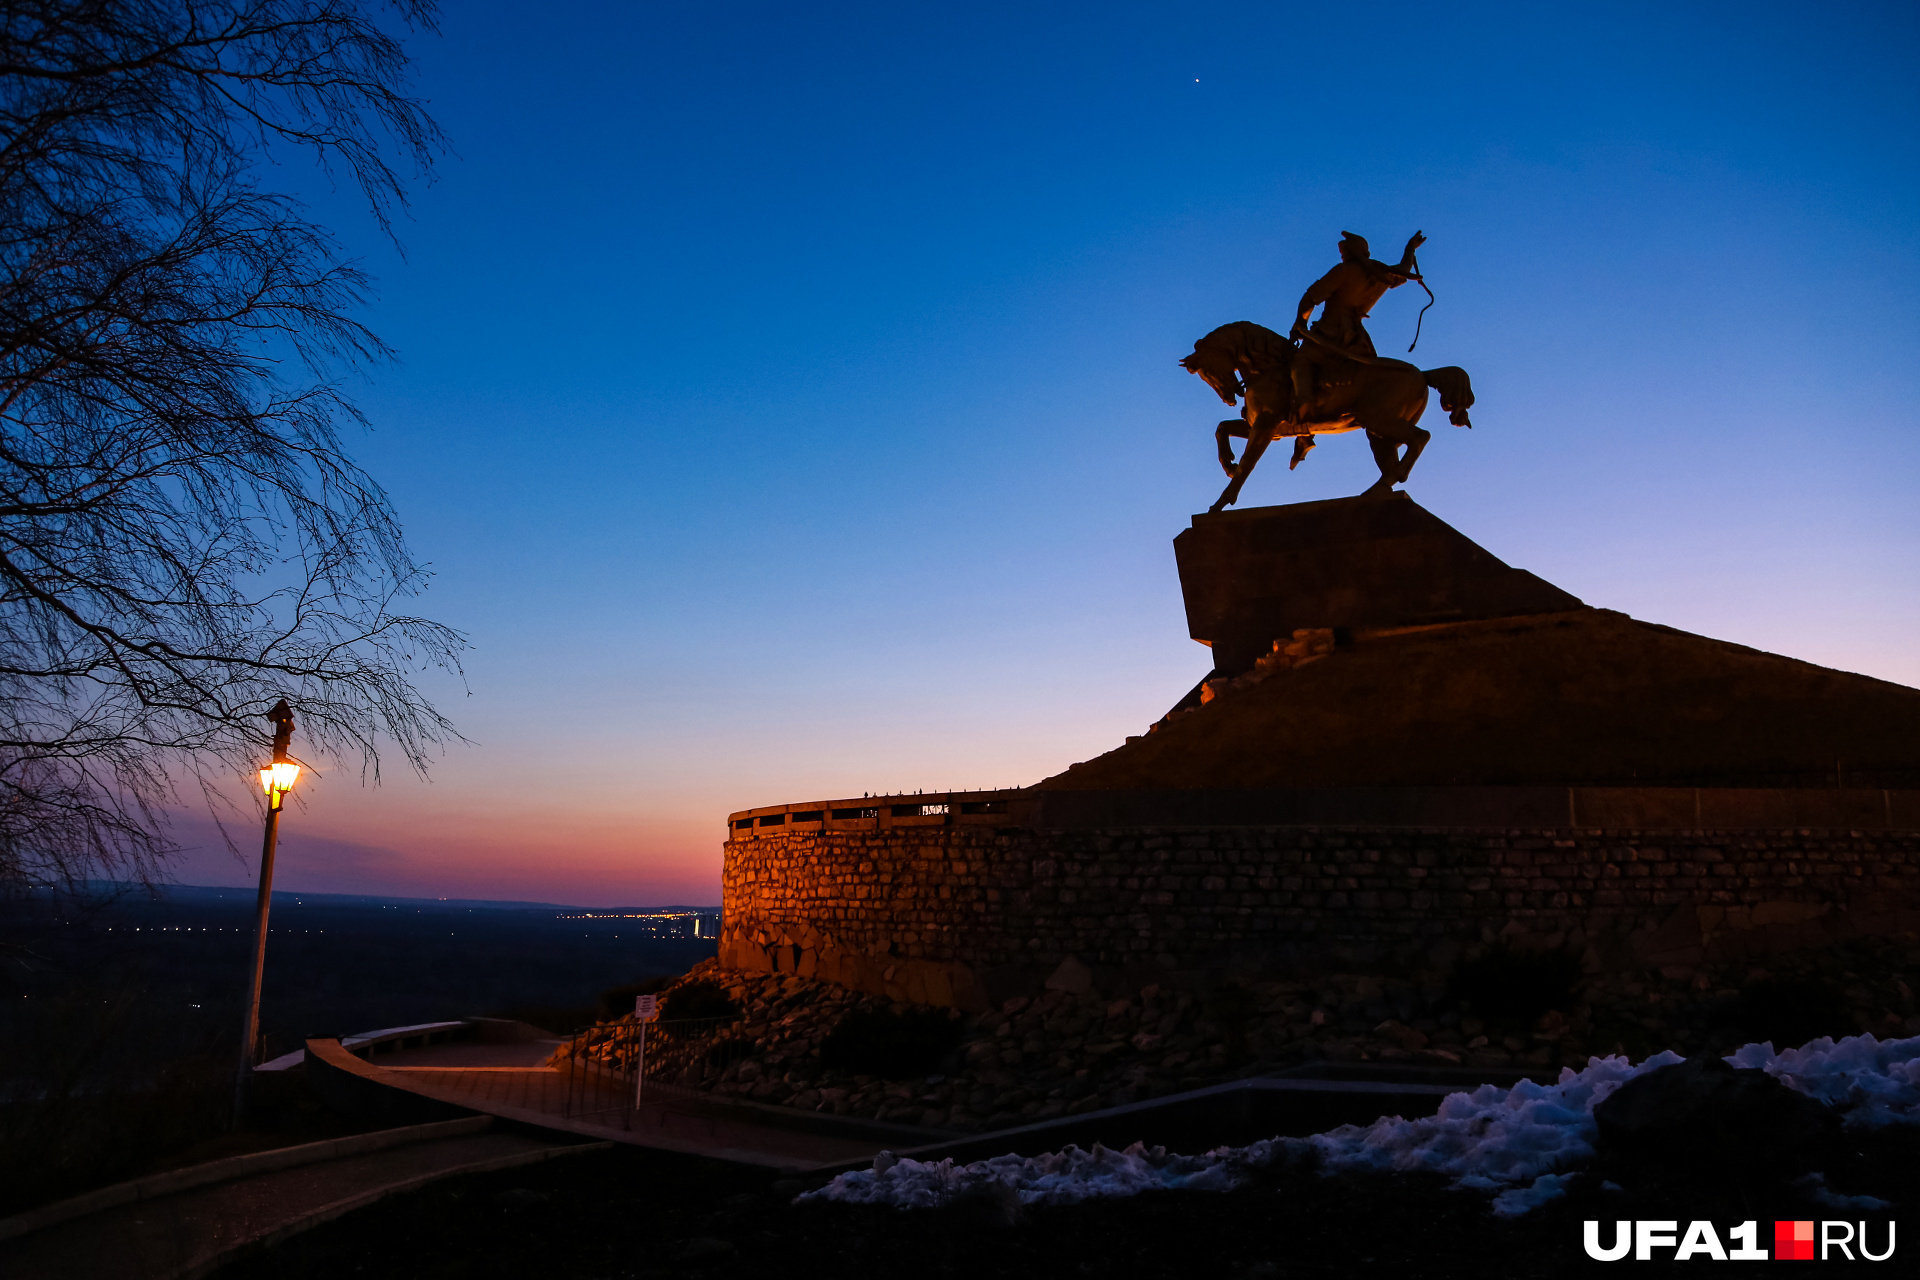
<box><xmin>0</xmin><ymin>1</ymin><xmax>462</xmax><ymax>892</ymax></box>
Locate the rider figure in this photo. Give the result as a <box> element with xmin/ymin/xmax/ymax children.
<box><xmin>1289</xmin><ymin>230</ymin><xmax>1426</xmax><ymax>411</ymax></box>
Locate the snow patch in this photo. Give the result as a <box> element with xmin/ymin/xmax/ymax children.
<box><xmin>798</xmin><ymin>1141</ymin><xmax>1251</xmax><ymax>1211</ymax></box>
<box><xmin>1726</xmin><ymin>1033</ymin><xmax>1920</xmax><ymax>1128</ymax></box>
<box><xmin>799</xmin><ymin>1035</ymin><xmax>1920</xmax><ymax>1215</ymax></box>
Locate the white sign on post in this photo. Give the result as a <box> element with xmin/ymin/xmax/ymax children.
<box><xmin>632</xmin><ymin>995</ymin><xmax>657</xmax><ymax>1109</ymax></box>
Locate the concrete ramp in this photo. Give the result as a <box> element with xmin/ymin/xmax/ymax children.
<box><xmin>0</xmin><ymin>1116</ymin><xmax>605</xmax><ymax>1280</ymax></box>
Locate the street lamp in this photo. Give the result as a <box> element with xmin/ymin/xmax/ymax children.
<box><xmin>233</xmin><ymin>699</ymin><xmax>301</xmax><ymax>1127</ymax></box>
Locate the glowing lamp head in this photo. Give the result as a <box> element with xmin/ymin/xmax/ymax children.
<box><xmin>259</xmin><ymin>760</ymin><xmax>301</xmax><ymax>803</ymax></box>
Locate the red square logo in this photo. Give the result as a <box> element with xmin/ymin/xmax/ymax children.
<box><xmin>1774</xmin><ymin>1220</ymin><xmax>1815</xmax><ymax>1260</ymax></box>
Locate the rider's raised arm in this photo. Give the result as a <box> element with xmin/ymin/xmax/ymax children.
<box><xmin>1373</xmin><ymin>261</ymin><xmax>1413</xmax><ymax>289</ymax></box>
<box><xmin>1392</xmin><ymin>230</ymin><xmax>1426</xmax><ymax>277</ymax></box>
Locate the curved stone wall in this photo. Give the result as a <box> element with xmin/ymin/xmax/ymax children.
<box><xmin>720</xmin><ymin>808</ymin><xmax>1920</xmax><ymax>1012</ymax></box>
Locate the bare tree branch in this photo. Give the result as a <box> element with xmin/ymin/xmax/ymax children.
<box><xmin>0</xmin><ymin>1</ymin><xmax>460</xmax><ymax>892</ymax></box>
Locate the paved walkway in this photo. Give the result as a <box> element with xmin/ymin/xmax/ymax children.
<box><xmin>376</xmin><ymin>1038</ymin><xmax>561</xmax><ymax>1068</ymax></box>
<box><xmin>317</xmin><ymin>1038</ymin><xmax>923</xmax><ymax>1168</ymax></box>
<box><xmin>0</xmin><ymin>1117</ymin><xmax>605</xmax><ymax>1280</ymax></box>
<box><xmin>1</xmin><ymin>1035</ymin><xmax>953</xmax><ymax>1279</ymax></box>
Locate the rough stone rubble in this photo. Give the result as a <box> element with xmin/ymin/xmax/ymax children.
<box><xmin>559</xmin><ymin>944</ymin><xmax>1920</xmax><ymax>1135</ymax></box>
<box><xmin>799</xmin><ymin>1033</ymin><xmax>1920</xmax><ymax>1217</ymax></box>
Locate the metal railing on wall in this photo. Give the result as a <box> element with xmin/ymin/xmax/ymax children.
<box><xmin>726</xmin><ymin>789</ymin><xmax>1018</xmax><ymax>838</ymax></box>
<box><xmin>726</xmin><ymin>784</ymin><xmax>1920</xmax><ymax>838</ymax></box>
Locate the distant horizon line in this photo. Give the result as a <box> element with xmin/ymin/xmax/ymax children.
<box><xmin>57</xmin><ymin>880</ymin><xmax>723</xmax><ymax>914</ymax></box>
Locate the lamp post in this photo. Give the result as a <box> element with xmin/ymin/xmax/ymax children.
<box><xmin>233</xmin><ymin>699</ymin><xmax>302</xmax><ymax>1127</ymax></box>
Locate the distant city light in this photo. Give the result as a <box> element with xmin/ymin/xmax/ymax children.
<box><xmin>554</xmin><ymin>910</ymin><xmax>712</xmax><ymax>920</ymax></box>
<box><xmin>553</xmin><ymin>908</ymin><xmax>719</xmax><ymax>937</ymax></box>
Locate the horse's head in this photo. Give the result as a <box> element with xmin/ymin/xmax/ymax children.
<box><xmin>1181</xmin><ymin>340</ymin><xmax>1243</xmax><ymax>406</ymax></box>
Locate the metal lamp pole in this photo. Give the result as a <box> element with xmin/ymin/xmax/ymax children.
<box><xmin>233</xmin><ymin>700</ymin><xmax>301</xmax><ymax>1128</ymax></box>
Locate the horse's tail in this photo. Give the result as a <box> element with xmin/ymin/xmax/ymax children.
<box><xmin>1422</xmin><ymin>366</ymin><xmax>1474</xmax><ymax>427</ymax></box>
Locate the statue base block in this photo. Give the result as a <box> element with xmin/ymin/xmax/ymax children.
<box><xmin>1173</xmin><ymin>492</ymin><xmax>1583</xmax><ymax>675</ymax></box>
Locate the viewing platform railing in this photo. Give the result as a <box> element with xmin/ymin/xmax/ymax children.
<box><xmin>726</xmin><ymin>784</ymin><xmax>1920</xmax><ymax>836</ymax></box>
<box><xmin>724</xmin><ymin>789</ymin><xmax>1019</xmax><ymax>839</ymax></box>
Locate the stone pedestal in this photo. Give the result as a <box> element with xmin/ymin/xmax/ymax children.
<box><xmin>1173</xmin><ymin>492</ymin><xmax>1583</xmax><ymax>675</ymax></box>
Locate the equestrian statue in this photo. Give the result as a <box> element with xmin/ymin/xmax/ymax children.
<box><xmin>1181</xmin><ymin>229</ymin><xmax>1475</xmax><ymax>512</ymax></box>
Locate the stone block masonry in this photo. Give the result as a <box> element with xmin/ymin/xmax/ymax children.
<box><xmin>719</xmin><ymin>824</ymin><xmax>1920</xmax><ymax>1012</ymax></box>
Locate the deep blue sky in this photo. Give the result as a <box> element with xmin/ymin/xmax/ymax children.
<box><xmin>170</xmin><ymin>0</ymin><xmax>1920</xmax><ymax>903</ymax></box>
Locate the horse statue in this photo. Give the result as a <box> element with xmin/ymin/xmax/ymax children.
<box><xmin>1180</xmin><ymin>320</ymin><xmax>1475</xmax><ymax>512</ymax></box>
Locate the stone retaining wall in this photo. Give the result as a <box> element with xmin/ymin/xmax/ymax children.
<box><xmin>719</xmin><ymin>825</ymin><xmax>1920</xmax><ymax>1012</ymax></box>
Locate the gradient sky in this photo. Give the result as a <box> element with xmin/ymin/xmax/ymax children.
<box><xmin>163</xmin><ymin>0</ymin><xmax>1920</xmax><ymax>906</ymax></box>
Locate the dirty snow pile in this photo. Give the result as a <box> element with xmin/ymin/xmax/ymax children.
<box><xmin>1727</xmin><ymin>1033</ymin><xmax>1920</xmax><ymax>1128</ymax></box>
<box><xmin>1278</xmin><ymin>1048</ymin><xmax>1677</xmax><ymax>1218</ymax></box>
<box><xmin>798</xmin><ymin>1143</ymin><xmax>1245</xmax><ymax>1211</ymax></box>
<box><xmin>799</xmin><ymin>1034</ymin><xmax>1920</xmax><ymax>1218</ymax></box>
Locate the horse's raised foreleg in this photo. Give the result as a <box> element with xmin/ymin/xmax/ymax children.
<box><xmin>1215</xmin><ymin>419</ymin><xmax>1245</xmax><ymax>478</ymax></box>
<box><xmin>1210</xmin><ymin>416</ymin><xmax>1276</xmax><ymax>513</ymax></box>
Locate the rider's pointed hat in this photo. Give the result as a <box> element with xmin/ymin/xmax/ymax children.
<box><xmin>1339</xmin><ymin>230</ymin><xmax>1370</xmax><ymax>259</ymax></box>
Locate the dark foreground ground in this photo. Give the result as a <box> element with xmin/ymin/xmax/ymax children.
<box><xmin>210</xmin><ymin>1126</ymin><xmax>1920</xmax><ymax>1280</ymax></box>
